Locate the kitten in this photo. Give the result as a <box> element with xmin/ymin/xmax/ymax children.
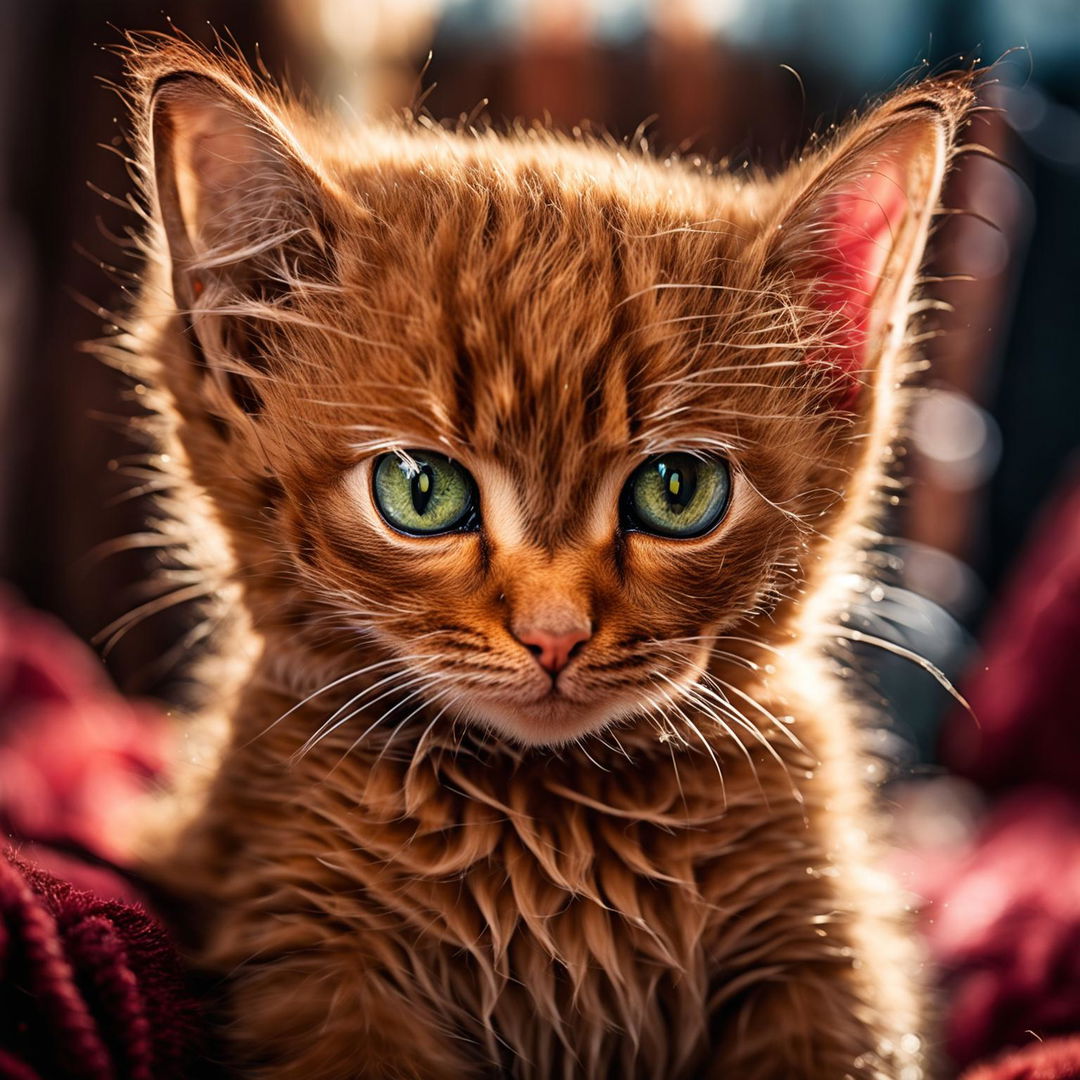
<box><xmin>119</xmin><ymin>38</ymin><xmax>973</xmax><ymax>1080</ymax></box>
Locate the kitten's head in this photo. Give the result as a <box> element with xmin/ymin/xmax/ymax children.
<box><xmin>130</xmin><ymin>45</ymin><xmax>971</xmax><ymax>747</ymax></box>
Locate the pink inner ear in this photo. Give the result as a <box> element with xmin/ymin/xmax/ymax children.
<box><xmin>812</xmin><ymin>157</ymin><xmax>910</xmax><ymax>404</ymax></box>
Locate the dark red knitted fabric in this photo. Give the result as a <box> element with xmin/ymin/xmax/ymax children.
<box><xmin>960</xmin><ymin>1036</ymin><xmax>1080</xmax><ymax>1080</ymax></box>
<box><xmin>0</xmin><ymin>587</ymin><xmax>168</xmax><ymax>863</ymax></box>
<box><xmin>942</xmin><ymin>472</ymin><xmax>1080</xmax><ymax>793</ymax></box>
<box><xmin>0</xmin><ymin>589</ymin><xmax>203</xmax><ymax>1078</ymax></box>
<box><xmin>0</xmin><ymin>851</ymin><xmax>201</xmax><ymax>1080</ymax></box>
<box><xmin>911</xmin><ymin>471</ymin><xmax>1080</xmax><ymax>1074</ymax></box>
<box><xmin>914</xmin><ymin>790</ymin><xmax>1080</xmax><ymax>1070</ymax></box>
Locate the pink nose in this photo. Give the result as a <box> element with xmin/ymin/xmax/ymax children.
<box><xmin>517</xmin><ymin>625</ymin><xmax>591</xmax><ymax>677</ymax></box>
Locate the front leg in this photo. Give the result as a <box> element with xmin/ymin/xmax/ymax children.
<box><xmin>222</xmin><ymin>953</ymin><xmax>480</xmax><ymax>1080</ymax></box>
<box><xmin>696</xmin><ymin>744</ymin><xmax>931</xmax><ymax>1080</ymax></box>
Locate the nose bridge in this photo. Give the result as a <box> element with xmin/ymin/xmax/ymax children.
<box><xmin>503</xmin><ymin>549</ymin><xmax>592</xmax><ymax>630</ymax></box>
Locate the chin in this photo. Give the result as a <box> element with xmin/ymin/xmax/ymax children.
<box><xmin>467</xmin><ymin>695</ymin><xmax>624</xmax><ymax>748</ymax></box>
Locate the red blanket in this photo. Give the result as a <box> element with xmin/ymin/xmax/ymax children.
<box><xmin>0</xmin><ymin>587</ymin><xmax>205</xmax><ymax>1079</ymax></box>
<box><xmin>0</xmin><ymin>852</ymin><xmax>202</xmax><ymax>1080</ymax></box>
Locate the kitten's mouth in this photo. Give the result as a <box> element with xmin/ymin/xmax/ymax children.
<box><xmin>470</xmin><ymin>654</ymin><xmax>709</xmax><ymax>748</ymax></box>
<box><xmin>534</xmin><ymin>681</ymin><xmax>575</xmax><ymax>703</ymax></box>
<box><xmin>467</xmin><ymin>682</ymin><xmax>624</xmax><ymax>747</ymax></box>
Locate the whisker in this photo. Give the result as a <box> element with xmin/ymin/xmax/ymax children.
<box><xmin>246</xmin><ymin>653</ymin><xmax>446</xmax><ymax>746</ymax></box>
<box><xmin>295</xmin><ymin>667</ymin><xmax>449</xmax><ymax>759</ymax></box>
<box><xmin>651</xmin><ymin>677</ymin><xmax>727</xmax><ymax>807</ymax></box>
<box><xmin>828</xmin><ymin>625</ymin><xmax>971</xmax><ymax>713</ymax></box>
<box><xmin>700</xmin><ymin>672</ymin><xmax>812</xmax><ymax>758</ymax></box>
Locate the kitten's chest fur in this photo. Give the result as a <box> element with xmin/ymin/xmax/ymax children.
<box><xmin>154</xmin><ymin>671</ymin><xmax>919</xmax><ymax>1080</ymax></box>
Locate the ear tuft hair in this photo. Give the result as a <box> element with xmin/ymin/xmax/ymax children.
<box><xmin>126</xmin><ymin>41</ymin><xmax>344</xmax><ymax>425</ymax></box>
<box><xmin>768</xmin><ymin>74</ymin><xmax>977</xmax><ymax>408</ymax></box>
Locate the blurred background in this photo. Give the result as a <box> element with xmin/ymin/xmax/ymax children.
<box><xmin>0</xmin><ymin>2</ymin><xmax>1079</xmax><ymax>1073</ymax></box>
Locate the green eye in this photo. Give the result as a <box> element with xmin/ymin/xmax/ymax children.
<box><xmin>373</xmin><ymin>451</ymin><xmax>477</xmax><ymax>536</ymax></box>
<box><xmin>623</xmin><ymin>453</ymin><xmax>731</xmax><ymax>538</ymax></box>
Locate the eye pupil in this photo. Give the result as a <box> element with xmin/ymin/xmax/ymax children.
<box><xmin>659</xmin><ymin>461</ymin><xmax>698</xmax><ymax>514</ymax></box>
<box><xmin>412</xmin><ymin>466</ymin><xmax>434</xmax><ymax>514</ymax></box>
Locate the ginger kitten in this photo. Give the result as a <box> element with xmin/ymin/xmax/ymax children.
<box><xmin>118</xmin><ymin>39</ymin><xmax>972</xmax><ymax>1079</ymax></box>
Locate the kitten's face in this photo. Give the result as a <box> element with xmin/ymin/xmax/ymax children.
<box><xmin>182</xmin><ymin>165</ymin><xmax>830</xmax><ymax>747</ymax></box>
<box><xmin>283</xmin><ymin>251</ymin><xmax>806</xmax><ymax>746</ymax></box>
<box><xmin>140</xmin><ymin>55</ymin><xmax>961</xmax><ymax>747</ymax></box>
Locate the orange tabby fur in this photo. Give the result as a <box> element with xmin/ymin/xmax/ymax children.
<box><xmin>112</xmin><ymin>38</ymin><xmax>974</xmax><ymax>1079</ymax></box>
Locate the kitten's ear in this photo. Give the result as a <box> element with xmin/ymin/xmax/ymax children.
<box><xmin>767</xmin><ymin>81</ymin><xmax>972</xmax><ymax>408</ymax></box>
<box><xmin>148</xmin><ymin>68</ymin><xmax>337</xmax><ymax>411</ymax></box>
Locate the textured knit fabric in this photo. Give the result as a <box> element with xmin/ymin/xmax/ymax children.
<box><xmin>0</xmin><ymin>851</ymin><xmax>202</xmax><ymax>1080</ymax></box>
<box><xmin>960</xmin><ymin>1036</ymin><xmax>1080</xmax><ymax>1080</ymax></box>
<box><xmin>942</xmin><ymin>471</ymin><xmax>1080</xmax><ymax>793</ymax></box>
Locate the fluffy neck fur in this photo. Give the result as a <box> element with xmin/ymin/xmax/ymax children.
<box><xmin>112</xmin><ymin>39</ymin><xmax>975</xmax><ymax>1079</ymax></box>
